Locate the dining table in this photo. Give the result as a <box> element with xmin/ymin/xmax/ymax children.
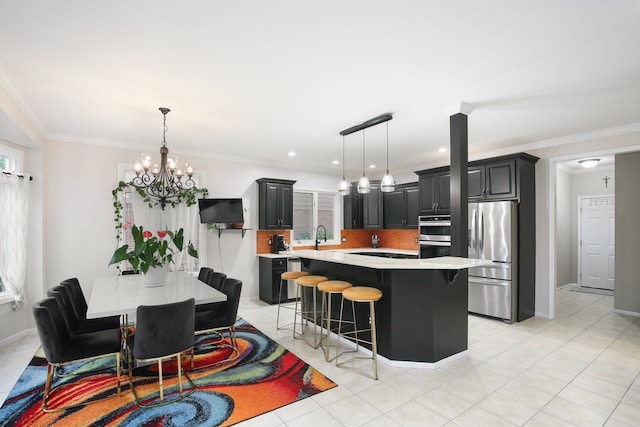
<box><xmin>86</xmin><ymin>271</ymin><xmax>227</xmax><ymax>319</ymax></box>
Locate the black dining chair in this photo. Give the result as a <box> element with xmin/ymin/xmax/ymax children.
<box><xmin>32</xmin><ymin>297</ymin><xmax>122</xmax><ymax>412</ymax></box>
<box><xmin>47</xmin><ymin>285</ymin><xmax>120</xmax><ymax>334</ymax></box>
<box><xmin>59</xmin><ymin>278</ymin><xmax>120</xmax><ymax>329</ymax></box>
<box><xmin>191</xmin><ymin>278</ymin><xmax>242</xmax><ymax>369</ymax></box>
<box><xmin>195</xmin><ymin>272</ymin><xmax>227</xmax><ymax>314</ymax></box>
<box><xmin>197</xmin><ymin>267</ymin><xmax>214</xmax><ymax>284</ymax></box>
<box><xmin>126</xmin><ymin>298</ymin><xmax>196</xmax><ymax>407</ymax></box>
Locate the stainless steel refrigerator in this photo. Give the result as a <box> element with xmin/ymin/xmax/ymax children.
<box><xmin>468</xmin><ymin>201</ymin><xmax>518</xmax><ymax>322</ymax></box>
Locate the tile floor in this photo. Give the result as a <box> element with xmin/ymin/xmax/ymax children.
<box><xmin>1</xmin><ymin>286</ymin><xmax>639</xmax><ymax>426</ymax></box>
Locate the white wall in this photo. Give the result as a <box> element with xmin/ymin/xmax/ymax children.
<box><xmin>555</xmin><ymin>169</ymin><xmax>572</xmax><ymax>287</ymax></box>
<box><xmin>42</xmin><ymin>140</ymin><xmax>341</xmax><ymax>306</ymax></box>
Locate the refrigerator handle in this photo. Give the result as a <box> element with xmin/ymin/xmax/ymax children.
<box><xmin>469</xmin><ymin>208</ymin><xmax>475</xmax><ymax>252</ymax></box>
<box><xmin>479</xmin><ymin>209</ymin><xmax>484</xmax><ymax>253</ymax></box>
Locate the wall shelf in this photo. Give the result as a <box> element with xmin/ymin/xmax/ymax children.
<box><xmin>217</xmin><ymin>228</ymin><xmax>251</xmax><ymax>238</ymax></box>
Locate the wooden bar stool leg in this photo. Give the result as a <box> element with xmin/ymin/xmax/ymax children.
<box><xmin>335</xmin><ymin>286</ymin><xmax>382</xmax><ymax>380</ymax></box>
<box><xmin>277</xmin><ymin>271</ymin><xmax>308</xmax><ymax>331</ymax></box>
<box><xmin>293</xmin><ymin>275</ymin><xmax>327</xmax><ymax>349</ymax></box>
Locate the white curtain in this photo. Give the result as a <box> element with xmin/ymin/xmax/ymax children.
<box><xmin>130</xmin><ymin>192</ymin><xmax>199</xmax><ymax>273</ymax></box>
<box><xmin>0</xmin><ymin>173</ymin><xmax>30</xmax><ymax>310</ymax></box>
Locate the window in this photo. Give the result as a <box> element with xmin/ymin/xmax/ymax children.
<box><xmin>292</xmin><ymin>191</ymin><xmax>340</xmax><ymax>246</ymax></box>
<box><xmin>0</xmin><ymin>155</ymin><xmax>8</xmax><ymax>170</ymax></box>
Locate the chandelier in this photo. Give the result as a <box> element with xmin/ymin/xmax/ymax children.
<box><xmin>132</xmin><ymin>107</ymin><xmax>195</xmax><ymax>209</ymax></box>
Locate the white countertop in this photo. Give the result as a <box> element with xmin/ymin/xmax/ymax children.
<box><xmin>279</xmin><ymin>249</ymin><xmax>493</xmax><ymax>270</ymax></box>
<box><xmin>257</xmin><ymin>247</ymin><xmax>418</xmax><ymax>259</ymax></box>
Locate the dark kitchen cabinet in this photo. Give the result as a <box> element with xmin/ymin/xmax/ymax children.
<box><xmin>414</xmin><ymin>152</ymin><xmax>539</xmax><ymax>322</ymax></box>
<box><xmin>343</xmin><ymin>187</ymin><xmax>363</xmax><ymax>229</ymax></box>
<box><xmin>416</xmin><ymin>168</ymin><xmax>450</xmax><ymax>214</ymax></box>
<box><xmin>468</xmin><ymin>159</ymin><xmax>516</xmax><ymax>200</ymax></box>
<box><xmin>383</xmin><ymin>183</ymin><xmax>419</xmax><ymax>228</ymax></box>
<box><xmin>259</xmin><ymin>256</ymin><xmax>288</xmax><ymax>304</ymax></box>
<box><xmin>343</xmin><ymin>181</ymin><xmax>382</xmax><ymax>229</ymax></box>
<box><xmin>363</xmin><ymin>181</ymin><xmax>383</xmax><ymax>229</ymax></box>
<box><xmin>256</xmin><ymin>178</ymin><xmax>296</xmax><ymax>230</ymax></box>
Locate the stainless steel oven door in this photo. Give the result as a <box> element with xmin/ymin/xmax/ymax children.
<box><xmin>419</xmin><ymin>241</ymin><xmax>451</xmax><ymax>258</ymax></box>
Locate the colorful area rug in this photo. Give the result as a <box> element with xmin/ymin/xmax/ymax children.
<box><xmin>0</xmin><ymin>318</ymin><xmax>337</xmax><ymax>426</ymax></box>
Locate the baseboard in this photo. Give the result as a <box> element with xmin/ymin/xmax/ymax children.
<box><xmin>0</xmin><ymin>327</ymin><xmax>37</xmax><ymax>347</ymax></box>
<box><xmin>614</xmin><ymin>308</ymin><xmax>640</xmax><ymax>317</ymax></box>
<box><xmin>534</xmin><ymin>311</ymin><xmax>550</xmax><ymax>318</ymax></box>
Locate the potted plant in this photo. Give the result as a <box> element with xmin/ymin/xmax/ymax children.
<box><xmin>109</xmin><ymin>224</ymin><xmax>198</xmax><ymax>285</ymax></box>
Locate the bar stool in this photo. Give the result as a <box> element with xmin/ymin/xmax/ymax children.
<box><xmin>293</xmin><ymin>275</ymin><xmax>328</xmax><ymax>348</ymax></box>
<box><xmin>276</xmin><ymin>271</ymin><xmax>309</xmax><ymax>330</ymax></box>
<box><xmin>317</xmin><ymin>280</ymin><xmax>353</xmax><ymax>362</ymax></box>
<box><xmin>337</xmin><ymin>286</ymin><xmax>383</xmax><ymax>380</ymax></box>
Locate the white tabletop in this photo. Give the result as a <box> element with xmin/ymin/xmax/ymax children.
<box><xmin>86</xmin><ymin>272</ymin><xmax>227</xmax><ymax>319</ymax></box>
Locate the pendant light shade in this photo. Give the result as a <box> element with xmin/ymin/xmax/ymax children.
<box><xmin>380</xmin><ymin>121</ymin><xmax>395</xmax><ymax>192</ymax></box>
<box><xmin>338</xmin><ymin>135</ymin><xmax>350</xmax><ymax>195</ymax></box>
<box><xmin>357</xmin><ymin>130</ymin><xmax>370</xmax><ymax>194</ymax></box>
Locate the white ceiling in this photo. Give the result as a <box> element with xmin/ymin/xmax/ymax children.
<box><xmin>1</xmin><ymin>1</ymin><xmax>639</xmax><ymax>177</ymax></box>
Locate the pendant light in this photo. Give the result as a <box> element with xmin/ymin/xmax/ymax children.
<box><xmin>380</xmin><ymin>121</ymin><xmax>395</xmax><ymax>192</ymax></box>
<box><xmin>338</xmin><ymin>135</ymin><xmax>350</xmax><ymax>195</ymax></box>
<box><xmin>357</xmin><ymin>130</ymin><xmax>370</xmax><ymax>194</ymax></box>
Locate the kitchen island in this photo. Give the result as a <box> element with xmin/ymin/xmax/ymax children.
<box><xmin>282</xmin><ymin>249</ymin><xmax>491</xmax><ymax>367</ymax></box>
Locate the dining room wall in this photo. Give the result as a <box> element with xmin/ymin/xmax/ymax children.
<box><xmin>40</xmin><ymin>138</ymin><xmax>341</xmax><ymax>310</ymax></box>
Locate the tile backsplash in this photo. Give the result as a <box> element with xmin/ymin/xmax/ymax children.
<box><xmin>256</xmin><ymin>229</ymin><xmax>419</xmax><ymax>254</ymax></box>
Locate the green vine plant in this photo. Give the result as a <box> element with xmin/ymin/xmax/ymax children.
<box><xmin>111</xmin><ymin>181</ymin><xmax>209</xmax><ymax>270</ymax></box>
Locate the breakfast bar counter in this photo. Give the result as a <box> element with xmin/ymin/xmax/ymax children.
<box><xmin>282</xmin><ymin>250</ymin><xmax>491</xmax><ymax>366</ymax></box>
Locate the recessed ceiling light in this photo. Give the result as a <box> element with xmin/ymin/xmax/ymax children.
<box><xmin>288</xmin><ymin>151</ymin><xmax>296</xmax><ymax>157</ymax></box>
<box><xmin>332</xmin><ymin>160</ymin><xmax>339</xmax><ymax>165</ymax></box>
<box><xmin>369</xmin><ymin>164</ymin><xmax>376</xmax><ymax>169</ymax></box>
<box><xmin>438</xmin><ymin>147</ymin><xmax>447</xmax><ymax>153</ymax></box>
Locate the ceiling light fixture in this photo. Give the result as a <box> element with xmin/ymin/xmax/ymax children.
<box><xmin>339</xmin><ymin>113</ymin><xmax>393</xmax><ymax>195</ymax></box>
<box><xmin>132</xmin><ymin>107</ymin><xmax>196</xmax><ymax>210</ymax></box>
<box><xmin>338</xmin><ymin>135</ymin><xmax>350</xmax><ymax>195</ymax></box>
<box><xmin>579</xmin><ymin>158</ymin><xmax>600</xmax><ymax>168</ymax></box>
<box><xmin>380</xmin><ymin>121</ymin><xmax>395</xmax><ymax>192</ymax></box>
<box><xmin>357</xmin><ymin>130</ymin><xmax>370</xmax><ymax>194</ymax></box>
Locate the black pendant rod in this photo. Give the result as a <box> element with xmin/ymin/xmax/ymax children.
<box><xmin>339</xmin><ymin>113</ymin><xmax>393</xmax><ymax>136</ymax></box>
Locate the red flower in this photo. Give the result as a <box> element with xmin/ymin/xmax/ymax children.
<box><xmin>142</xmin><ymin>230</ymin><xmax>153</xmax><ymax>239</ymax></box>
<box><xmin>123</xmin><ymin>220</ymin><xmax>133</xmax><ymax>229</ymax></box>
<box><xmin>157</xmin><ymin>230</ymin><xmax>168</xmax><ymax>238</ymax></box>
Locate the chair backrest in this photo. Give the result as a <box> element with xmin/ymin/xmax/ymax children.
<box><xmin>133</xmin><ymin>298</ymin><xmax>195</xmax><ymax>360</ymax></box>
<box><xmin>197</xmin><ymin>267</ymin><xmax>214</xmax><ymax>283</ymax></box>
<box><xmin>207</xmin><ymin>272</ymin><xmax>227</xmax><ymax>291</ymax></box>
<box><xmin>60</xmin><ymin>278</ymin><xmax>87</xmax><ymax>319</ymax></box>
<box><xmin>33</xmin><ymin>297</ymin><xmax>72</xmax><ymax>364</ymax></box>
<box><xmin>46</xmin><ymin>285</ymin><xmax>78</xmax><ymax>331</ymax></box>
<box><xmin>217</xmin><ymin>278</ymin><xmax>243</xmax><ymax>326</ymax></box>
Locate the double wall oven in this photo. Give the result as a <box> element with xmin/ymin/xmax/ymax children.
<box><xmin>418</xmin><ymin>215</ymin><xmax>451</xmax><ymax>259</ymax></box>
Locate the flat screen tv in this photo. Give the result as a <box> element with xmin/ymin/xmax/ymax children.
<box><xmin>198</xmin><ymin>198</ymin><xmax>244</xmax><ymax>224</ymax></box>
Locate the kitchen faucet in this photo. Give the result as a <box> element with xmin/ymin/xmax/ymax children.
<box><xmin>315</xmin><ymin>225</ymin><xmax>327</xmax><ymax>250</ymax></box>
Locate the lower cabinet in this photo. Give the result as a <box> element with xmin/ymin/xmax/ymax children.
<box><xmin>259</xmin><ymin>257</ymin><xmax>289</xmax><ymax>304</ymax></box>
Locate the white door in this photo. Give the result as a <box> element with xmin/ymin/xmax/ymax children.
<box><xmin>579</xmin><ymin>196</ymin><xmax>615</xmax><ymax>290</ymax></box>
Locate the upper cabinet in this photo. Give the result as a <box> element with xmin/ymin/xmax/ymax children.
<box><xmin>383</xmin><ymin>183</ymin><xmax>419</xmax><ymax>228</ymax></box>
<box><xmin>343</xmin><ymin>181</ymin><xmax>383</xmax><ymax>229</ymax></box>
<box><xmin>416</xmin><ymin>167</ymin><xmax>451</xmax><ymax>214</ymax></box>
<box><xmin>416</xmin><ymin>153</ymin><xmax>538</xmax><ymax>213</ymax></box>
<box><xmin>256</xmin><ymin>178</ymin><xmax>296</xmax><ymax>230</ymax></box>
<box><xmin>468</xmin><ymin>159</ymin><xmax>516</xmax><ymax>200</ymax></box>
